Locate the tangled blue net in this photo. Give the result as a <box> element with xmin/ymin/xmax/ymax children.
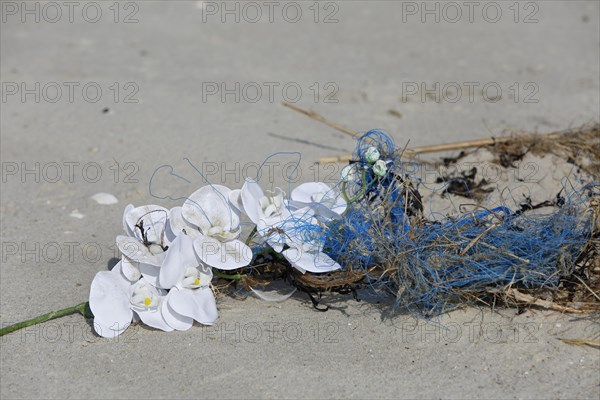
<box><xmin>319</xmin><ymin>129</ymin><xmax>596</xmax><ymax>315</ymax></box>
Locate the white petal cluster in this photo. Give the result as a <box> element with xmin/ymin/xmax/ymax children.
<box><xmin>89</xmin><ymin>180</ymin><xmax>347</xmax><ymax>338</ymax></box>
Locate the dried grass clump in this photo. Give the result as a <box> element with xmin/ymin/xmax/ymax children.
<box><xmin>489</xmin><ymin>123</ymin><xmax>600</xmax><ymax>178</ymax></box>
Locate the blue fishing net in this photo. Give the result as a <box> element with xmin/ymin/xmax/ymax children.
<box><xmin>317</xmin><ymin>130</ymin><xmax>596</xmax><ymax>315</ymax></box>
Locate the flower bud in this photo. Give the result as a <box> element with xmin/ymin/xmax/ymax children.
<box><xmin>341</xmin><ymin>164</ymin><xmax>357</xmax><ymax>182</ymax></box>
<box><xmin>364</xmin><ymin>146</ymin><xmax>380</xmax><ymax>164</ymax></box>
<box><xmin>373</xmin><ymin>160</ymin><xmax>387</xmax><ymax>177</ymax></box>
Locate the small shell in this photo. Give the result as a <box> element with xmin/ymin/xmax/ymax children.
<box><xmin>91</xmin><ymin>192</ymin><xmax>119</xmax><ymax>205</ymax></box>
<box><xmin>69</xmin><ymin>210</ymin><xmax>85</xmax><ymax>219</ymax></box>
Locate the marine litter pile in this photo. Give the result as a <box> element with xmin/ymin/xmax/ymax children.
<box><xmin>1</xmin><ymin>124</ymin><xmax>598</xmax><ymax>339</ymax></box>
<box><xmin>234</xmin><ymin>123</ymin><xmax>600</xmax><ymax>317</ymax></box>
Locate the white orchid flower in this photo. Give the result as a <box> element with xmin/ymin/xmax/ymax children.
<box><xmin>116</xmin><ymin>204</ymin><xmax>171</xmax><ymax>282</ymax></box>
<box><xmin>89</xmin><ymin>261</ymin><xmax>173</xmax><ymax>338</ymax></box>
<box><xmin>237</xmin><ymin>178</ymin><xmax>296</xmax><ymax>252</ymax></box>
<box><xmin>181</xmin><ymin>184</ymin><xmax>253</xmax><ymax>270</ymax></box>
<box><xmin>280</xmin><ymin>216</ymin><xmax>341</xmax><ymax>274</ymax></box>
<box><xmin>290</xmin><ymin>182</ymin><xmax>347</xmax><ymax>221</ymax></box>
<box><xmin>158</xmin><ymin>235</ymin><xmax>218</xmax><ymax>329</ymax></box>
<box><xmin>239</xmin><ymin>179</ymin><xmax>289</xmax><ymax>226</ymax></box>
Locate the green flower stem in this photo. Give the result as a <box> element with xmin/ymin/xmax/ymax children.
<box><xmin>341</xmin><ymin>168</ymin><xmax>368</xmax><ymax>205</ymax></box>
<box><xmin>251</xmin><ymin>241</ymin><xmax>289</xmax><ymax>262</ymax></box>
<box><xmin>341</xmin><ymin>181</ymin><xmax>351</xmax><ymax>203</ymax></box>
<box><xmin>214</xmin><ymin>270</ymin><xmax>247</xmax><ymax>280</ymax></box>
<box><xmin>0</xmin><ymin>301</ymin><xmax>91</xmax><ymax>337</ymax></box>
<box><xmin>245</xmin><ymin>226</ymin><xmax>258</xmax><ymax>246</ymax></box>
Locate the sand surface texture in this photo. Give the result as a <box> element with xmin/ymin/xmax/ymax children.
<box><xmin>1</xmin><ymin>1</ymin><xmax>599</xmax><ymax>399</ymax></box>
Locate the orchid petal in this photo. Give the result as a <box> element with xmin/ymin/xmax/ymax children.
<box><xmin>116</xmin><ymin>235</ymin><xmax>165</xmax><ymax>266</ymax></box>
<box><xmin>92</xmin><ymin>319</ymin><xmax>130</xmax><ymax>339</ymax></box>
<box><xmin>250</xmin><ymin>287</ymin><xmax>297</xmax><ymax>302</ymax></box>
<box><xmin>139</xmin><ymin>263</ymin><xmax>161</xmax><ymax>288</ymax></box>
<box><xmin>291</xmin><ymin>182</ymin><xmax>347</xmax><ymax>217</ymax></box>
<box><xmin>291</xmin><ymin>182</ymin><xmax>331</xmax><ymax>204</ymax></box>
<box><xmin>135</xmin><ymin>304</ymin><xmax>174</xmax><ymax>332</ymax></box>
<box><xmin>193</xmin><ymin>236</ymin><xmax>252</xmax><ymax>270</ymax></box>
<box><xmin>122</xmin><ymin>204</ymin><xmax>135</xmax><ymax>236</ymax></box>
<box><xmin>310</xmin><ymin>203</ymin><xmax>344</xmax><ymax>221</ymax></box>
<box><xmin>286</xmin><ymin>206</ymin><xmax>316</xmax><ymax>222</ymax></box>
<box><xmin>135</xmin><ymin>310</ymin><xmax>173</xmax><ymax>332</ymax></box>
<box><xmin>117</xmin><ymin>235</ymin><xmax>146</xmax><ymax>260</ymax></box>
<box><xmin>121</xmin><ymin>256</ymin><xmax>141</xmax><ymax>282</ymax></box>
<box><xmin>125</xmin><ymin>205</ymin><xmax>169</xmax><ymax>244</ymax></box>
<box><xmin>167</xmin><ymin>206</ymin><xmax>202</xmax><ymax>241</ymax></box>
<box><xmin>256</xmin><ymin>221</ymin><xmax>286</xmax><ymax>252</ymax></box>
<box><xmin>166</xmin><ymin>207</ymin><xmax>183</xmax><ymax>241</ymax></box>
<box><xmin>89</xmin><ymin>262</ymin><xmax>133</xmax><ymax>338</ymax></box>
<box><xmin>159</xmin><ymin>235</ymin><xmax>198</xmax><ymax>289</ymax></box>
<box><xmin>282</xmin><ymin>248</ymin><xmax>341</xmax><ymax>273</ymax></box>
<box><xmin>161</xmin><ymin>291</ymin><xmax>193</xmax><ymax>331</ymax></box>
<box><xmin>240</xmin><ymin>179</ymin><xmax>265</xmax><ymax>225</ymax></box>
<box><xmin>182</xmin><ymin>185</ymin><xmax>238</xmax><ymax>234</ymax></box>
<box><xmin>332</xmin><ymin>195</ymin><xmax>348</xmax><ymax>214</ymax></box>
<box><xmin>269</xmin><ymin>207</ymin><xmax>315</xmax><ymax>241</ymax></box>
<box><xmin>228</xmin><ymin>189</ymin><xmax>244</xmax><ymax>213</ymax></box>
<box><xmin>168</xmin><ymin>287</ymin><xmax>218</xmax><ymax>325</ymax></box>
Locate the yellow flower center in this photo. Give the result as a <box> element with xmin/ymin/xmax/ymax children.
<box><xmin>144</xmin><ymin>297</ymin><xmax>152</xmax><ymax>307</ymax></box>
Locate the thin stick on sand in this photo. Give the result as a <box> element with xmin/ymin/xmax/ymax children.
<box><xmin>281</xmin><ymin>102</ymin><xmax>597</xmax><ymax>164</ymax></box>
<box><xmin>573</xmin><ymin>275</ymin><xmax>600</xmax><ymax>302</ymax></box>
<box><xmin>282</xmin><ymin>102</ymin><xmax>356</xmax><ymax>138</ymax></box>
<box><xmin>559</xmin><ymin>338</ymin><xmax>600</xmax><ymax>348</ymax></box>
<box><xmin>504</xmin><ymin>288</ymin><xmax>585</xmax><ymax>314</ymax></box>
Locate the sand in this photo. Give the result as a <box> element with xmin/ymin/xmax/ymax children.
<box><xmin>1</xmin><ymin>1</ymin><xmax>599</xmax><ymax>399</ymax></box>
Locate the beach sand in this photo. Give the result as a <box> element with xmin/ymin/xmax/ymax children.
<box><xmin>1</xmin><ymin>1</ymin><xmax>599</xmax><ymax>398</ymax></box>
